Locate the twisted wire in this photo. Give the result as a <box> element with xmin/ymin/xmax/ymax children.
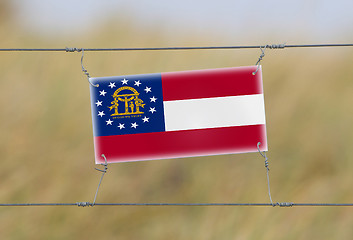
<box><xmin>0</xmin><ymin>43</ymin><xmax>353</xmax><ymax>52</ymax></box>
<box><xmin>1</xmin><ymin>202</ymin><xmax>353</xmax><ymax>207</ymax></box>
<box><xmin>79</xmin><ymin>48</ymin><xmax>98</xmax><ymax>87</ymax></box>
<box><xmin>257</xmin><ymin>142</ymin><xmax>274</xmax><ymax>205</ymax></box>
<box><xmin>92</xmin><ymin>154</ymin><xmax>108</xmax><ymax>206</ymax></box>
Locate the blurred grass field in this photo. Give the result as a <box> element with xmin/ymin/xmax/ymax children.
<box><xmin>1</xmin><ymin>8</ymin><xmax>353</xmax><ymax>240</ymax></box>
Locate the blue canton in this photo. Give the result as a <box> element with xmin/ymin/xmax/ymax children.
<box><xmin>89</xmin><ymin>73</ymin><xmax>166</xmax><ymax>137</ymax></box>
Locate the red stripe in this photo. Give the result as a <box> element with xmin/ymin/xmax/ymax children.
<box><xmin>161</xmin><ymin>66</ymin><xmax>263</xmax><ymax>101</ymax></box>
<box><xmin>94</xmin><ymin>124</ymin><xmax>267</xmax><ymax>163</ymax></box>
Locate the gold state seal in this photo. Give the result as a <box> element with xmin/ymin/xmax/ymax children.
<box><xmin>108</xmin><ymin>86</ymin><xmax>145</xmax><ymax>117</ymax></box>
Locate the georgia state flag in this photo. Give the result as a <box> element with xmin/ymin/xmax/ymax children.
<box><xmin>89</xmin><ymin>66</ymin><xmax>267</xmax><ymax>164</ymax></box>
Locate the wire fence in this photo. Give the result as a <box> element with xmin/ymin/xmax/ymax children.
<box><xmin>1</xmin><ymin>42</ymin><xmax>353</xmax><ymax>208</ymax></box>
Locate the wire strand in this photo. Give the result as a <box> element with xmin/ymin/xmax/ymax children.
<box><xmin>0</xmin><ymin>43</ymin><xmax>353</xmax><ymax>52</ymax></box>
<box><xmin>92</xmin><ymin>154</ymin><xmax>108</xmax><ymax>205</ymax></box>
<box><xmin>1</xmin><ymin>202</ymin><xmax>353</xmax><ymax>207</ymax></box>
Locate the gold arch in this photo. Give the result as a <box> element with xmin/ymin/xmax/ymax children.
<box><xmin>113</xmin><ymin>86</ymin><xmax>139</xmax><ymax>97</ymax></box>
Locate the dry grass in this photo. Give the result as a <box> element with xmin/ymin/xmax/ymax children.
<box><xmin>1</xmin><ymin>18</ymin><xmax>353</xmax><ymax>240</ymax></box>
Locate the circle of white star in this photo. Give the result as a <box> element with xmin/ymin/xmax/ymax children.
<box><xmin>121</xmin><ymin>78</ymin><xmax>128</xmax><ymax>85</ymax></box>
<box><xmin>95</xmin><ymin>100</ymin><xmax>103</xmax><ymax>107</ymax></box>
<box><xmin>98</xmin><ymin>111</ymin><xmax>105</xmax><ymax>117</ymax></box>
<box><xmin>118</xmin><ymin>123</ymin><xmax>125</xmax><ymax>129</ymax></box>
<box><xmin>131</xmin><ymin>122</ymin><xmax>138</xmax><ymax>128</ymax></box>
<box><xmin>149</xmin><ymin>107</ymin><xmax>156</xmax><ymax>114</ymax></box>
<box><xmin>144</xmin><ymin>86</ymin><xmax>152</xmax><ymax>93</ymax></box>
<box><xmin>106</xmin><ymin>119</ymin><xmax>113</xmax><ymax>125</ymax></box>
<box><xmin>134</xmin><ymin>80</ymin><xmax>141</xmax><ymax>87</ymax></box>
<box><xmin>150</xmin><ymin>96</ymin><xmax>157</xmax><ymax>102</ymax></box>
<box><xmin>99</xmin><ymin>90</ymin><xmax>107</xmax><ymax>96</ymax></box>
<box><xmin>108</xmin><ymin>82</ymin><xmax>116</xmax><ymax>88</ymax></box>
<box><xmin>142</xmin><ymin>116</ymin><xmax>149</xmax><ymax>122</ymax></box>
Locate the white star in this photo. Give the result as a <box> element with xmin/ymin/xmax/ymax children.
<box><xmin>121</xmin><ymin>78</ymin><xmax>128</xmax><ymax>85</ymax></box>
<box><xmin>95</xmin><ymin>100</ymin><xmax>103</xmax><ymax>107</ymax></box>
<box><xmin>150</xmin><ymin>96</ymin><xmax>157</xmax><ymax>102</ymax></box>
<box><xmin>118</xmin><ymin>123</ymin><xmax>125</xmax><ymax>129</ymax></box>
<box><xmin>98</xmin><ymin>111</ymin><xmax>105</xmax><ymax>117</ymax></box>
<box><xmin>144</xmin><ymin>86</ymin><xmax>152</xmax><ymax>93</ymax></box>
<box><xmin>108</xmin><ymin>82</ymin><xmax>116</xmax><ymax>88</ymax></box>
<box><xmin>106</xmin><ymin>119</ymin><xmax>113</xmax><ymax>125</ymax></box>
<box><xmin>99</xmin><ymin>90</ymin><xmax>107</xmax><ymax>96</ymax></box>
<box><xmin>142</xmin><ymin>116</ymin><xmax>149</xmax><ymax>122</ymax></box>
<box><xmin>149</xmin><ymin>107</ymin><xmax>156</xmax><ymax>114</ymax></box>
<box><xmin>134</xmin><ymin>80</ymin><xmax>141</xmax><ymax>87</ymax></box>
<box><xmin>131</xmin><ymin>122</ymin><xmax>138</xmax><ymax>129</ymax></box>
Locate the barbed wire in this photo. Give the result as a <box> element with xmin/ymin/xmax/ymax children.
<box><xmin>0</xmin><ymin>43</ymin><xmax>352</xmax><ymax>52</ymax></box>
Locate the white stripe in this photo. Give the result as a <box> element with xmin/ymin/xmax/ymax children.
<box><xmin>164</xmin><ymin>94</ymin><xmax>266</xmax><ymax>131</ymax></box>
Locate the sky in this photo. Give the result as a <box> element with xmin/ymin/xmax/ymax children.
<box><xmin>10</xmin><ymin>0</ymin><xmax>353</xmax><ymax>43</ymax></box>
